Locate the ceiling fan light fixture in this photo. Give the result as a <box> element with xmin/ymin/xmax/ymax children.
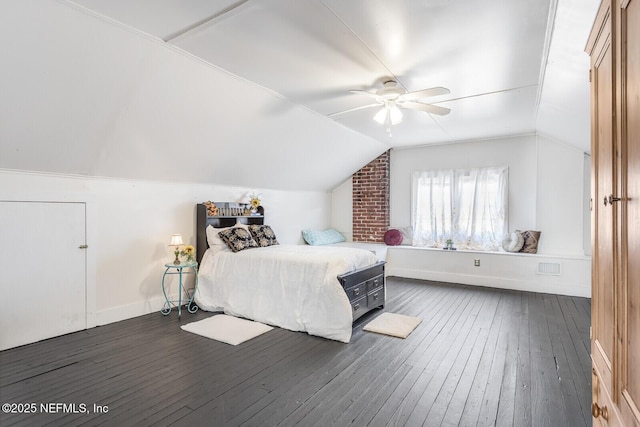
<box><xmin>373</xmin><ymin>107</ymin><xmax>388</xmax><ymax>125</ymax></box>
<box><xmin>350</xmin><ymin>80</ymin><xmax>450</xmax><ymax>135</ymax></box>
<box><xmin>389</xmin><ymin>105</ymin><xmax>403</xmax><ymax>125</ymax></box>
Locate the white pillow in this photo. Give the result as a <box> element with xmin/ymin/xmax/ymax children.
<box><xmin>502</xmin><ymin>231</ymin><xmax>525</xmax><ymax>252</ymax></box>
<box><xmin>397</xmin><ymin>226</ymin><xmax>414</xmax><ymax>245</ymax></box>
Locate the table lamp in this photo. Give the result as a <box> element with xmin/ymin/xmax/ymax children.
<box><xmin>169</xmin><ymin>234</ymin><xmax>183</xmax><ymax>265</ymax></box>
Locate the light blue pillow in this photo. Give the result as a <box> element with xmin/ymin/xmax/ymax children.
<box><xmin>302</xmin><ymin>228</ymin><xmax>346</xmax><ymax>246</ymax></box>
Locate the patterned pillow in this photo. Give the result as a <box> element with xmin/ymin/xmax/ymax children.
<box><xmin>218</xmin><ymin>227</ymin><xmax>258</xmax><ymax>252</ymax></box>
<box><xmin>519</xmin><ymin>230</ymin><xmax>541</xmax><ymax>254</ymax></box>
<box><xmin>206</xmin><ymin>222</ymin><xmax>248</xmax><ymax>248</ymax></box>
<box><xmin>248</xmin><ymin>224</ymin><xmax>279</xmax><ymax>247</ymax></box>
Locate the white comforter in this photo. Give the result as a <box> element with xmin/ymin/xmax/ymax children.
<box><xmin>195</xmin><ymin>245</ymin><xmax>377</xmax><ymax>343</ymax></box>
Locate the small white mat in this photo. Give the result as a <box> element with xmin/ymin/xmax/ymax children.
<box><xmin>181</xmin><ymin>314</ymin><xmax>273</xmax><ymax>345</ymax></box>
<box><xmin>363</xmin><ymin>312</ymin><xmax>422</xmax><ymax>339</ymax></box>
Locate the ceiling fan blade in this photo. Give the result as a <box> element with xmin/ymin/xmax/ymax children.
<box><xmin>399</xmin><ymin>101</ymin><xmax>451</xmax><ymax>116</ymax></box>
<box><xmin>349</xmin><ymin>90</ymin><xmax>384</xmax><ymax>105</ymax></box>
<box><xmin>349</xmin><ymin>89</ymin><xmax>379</xmax><ymax>95</ymax></box>
<box><xmin>328</xmin><ymin>103</ymin><xmax>381</xmax><ymax>117</ymax></box>
<box><xmin>401</xmin><ymin>86</ymin><xmax>450</xmax><ymax>100</ymax></box>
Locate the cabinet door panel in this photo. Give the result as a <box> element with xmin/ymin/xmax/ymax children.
<box><xmin>591</xmin><ymin>17</ymin><xmax>616</xmax><ymax>394</ymax></box>
<box><xmin>621</xmin><ymin>0</ymin><xmax>640</xmax><ymax>423</ymax></box>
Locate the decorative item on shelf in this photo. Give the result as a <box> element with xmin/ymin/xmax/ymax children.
<box><xmin>180</xmin><ymin>244</ymin><xmax>195</xmax><ymax>264</ymax></box>
<box><xmin>203</xmin><ymin>201</ymin><xmax>218</xmax><ymax>217</ymax></box>
<box><xmin>169</xmin><ymin>234</ymin><xmax>184</xmax><ymax>265</ymax></box>
<box><xmin>248</xmin><ymin>192</ymin><xmax>261</xmax><ymax>215</ymax></box>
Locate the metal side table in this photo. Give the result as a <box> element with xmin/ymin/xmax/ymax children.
<box><xmin>161</xmin><ymin>261</ymin><xmax>198</xmax><ymax>317</ymax></box>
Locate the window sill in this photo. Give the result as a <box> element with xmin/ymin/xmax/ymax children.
<box><xmin>387</xmin><ymin>245</ymin><xmax>591</xmax><ymax>261</ymax></box>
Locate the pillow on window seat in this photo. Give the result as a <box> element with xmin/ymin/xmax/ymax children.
<box><xmin>384</xmin><ymin>229</ymin><xmax>403</xmax><ymax>246</ymax></box>
<box><xmin>519</xmin><ymin>230</ymin><xmax>541</xmax><ymax>253</ymax></box>
<box><xmin>502</xmin><ymin>231</ymin><xmax>525</xmax><ymax>252</ymax></box>
<box><xmin>397</xmin><ymin>226</ymin><xmax>413</xmax><ymax>245</ymax></box>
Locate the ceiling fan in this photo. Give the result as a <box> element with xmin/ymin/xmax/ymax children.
<box><xmin>345</xmin><ymin>80</ymin><xmax>451</xmax><ymax>136</ymax></box>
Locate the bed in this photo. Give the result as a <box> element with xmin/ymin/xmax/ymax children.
<box><xmin>194</xmin><ymin>203</ymin><xmax>385</xmax><ymax>343</ymax></box>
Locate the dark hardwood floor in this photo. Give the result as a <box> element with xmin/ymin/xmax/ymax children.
<box><xmin>0</xmin><ymin>277</ymin><xmax>591</xmax><ymax>426</ymax></box>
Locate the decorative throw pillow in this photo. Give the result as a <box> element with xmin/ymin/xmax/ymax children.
<box><xmin>397</xmin><ymin>226</ymin><xmax>414</xmax><ymax>245</ymax></box>
<box><xmin>519</xmin><ymin>230</ymin><xmax>542</xmax><ymax>254</ymax></box>
<box><xmin>502</xmin><ymin>231</ymin><xmax>525</xmax><ymax>252</ymax></box>
<box><xmin>301</xmin><ymin>228</ymin><xmax>346</xmax><ymax>246</ymax></box>
<box><xmin>218</xmin><ymin>227</ymin><xmax>258</xmax><ymax>252</ymax></box>
<box><xmin>248</xmin><ymin>224</ymin><xmax>279</xmax><ymax>247</ymax></box>
<box><xmin>384</xmin><ymin>229</ymin><xmax>403</xmax><ymax>246</ymax></box>
<box><xmin>206</xmin><ymin>222</ymin><xmax>248</xmax><ymax>248</ymax></box>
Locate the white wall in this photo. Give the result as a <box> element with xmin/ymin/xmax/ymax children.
<box><xmin>535</xmin><ymin>135</ymin><xmax>587</xmax><ymax>255</ymax></box>
<box><xmin>0</xmin><ymin>169</ymin><xmax>330</xmax><ymax>325</ymax></box>
<box><xmin>331</xmin><ymin>178</ymin><xmax>353</xmax><ymax>240</ymax></box>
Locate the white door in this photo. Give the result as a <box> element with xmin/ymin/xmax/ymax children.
<box><xmin>0</xmin><ymin>201</ymin><xmax>86</xmax><ymax>350</ymax></box>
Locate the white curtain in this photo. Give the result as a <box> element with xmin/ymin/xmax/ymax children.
<box><xmin>412</xmin><ymin>167</ymin><xmax>508</xmax><ymax>251</ymax></box>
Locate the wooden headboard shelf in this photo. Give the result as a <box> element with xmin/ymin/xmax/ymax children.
<box><xmin>196</xmin><ymin>202</ymin><xmax>265</xmax><ymax>265</ymax></box>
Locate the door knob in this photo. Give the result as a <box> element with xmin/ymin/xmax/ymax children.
<box><xmin>591</xmin><ymin>402</ymin><xmax>608</xmax><ymax>420</ymax></box>
<box><xmin>608</xmin><ymin>194</ymin><xmax>621</xmax><ymax>204</ymax></box>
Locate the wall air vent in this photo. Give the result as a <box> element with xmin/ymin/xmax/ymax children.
<box><xmin>537</xmin><ymin>262</ymin><xmax>561</xmax><ymax>276</ymax></box>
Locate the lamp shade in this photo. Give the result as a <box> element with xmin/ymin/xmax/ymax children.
<box><xmin>373</xmin><ymin>105</ymin><xmax>403</xmax><ymax>126</ymax></box>
<box><xmin>389</xmin><ymin>105</ymin><xmax>403</xmax><ymax>124</ymax></box>
<box><xmin>169</xmin><ymin>234</ymin><xmax>184</xmax><ymax>246</ymax></box>
<box><xmin>373</xmin><ymin>107</ymin><xmax>387</xmax><ymax>125</ymax></box>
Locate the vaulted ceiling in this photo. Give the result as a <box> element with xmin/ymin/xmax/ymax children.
<box><xmin>0</xmin><ymin>0</ymin><xmax>599</xmax><ymax>191</ymax></box>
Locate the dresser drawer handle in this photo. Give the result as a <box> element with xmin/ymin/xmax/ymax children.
<box><xmin>372</xmin><ymin>293</ymin><xmax>379</xmax><ymax>300</ymax></box>
<box><xmin>353</xmin><ymin>303</ymin><xmax>360</xmax><ymax>311</ymax></box>
<box><xmin>353</xmin><ymin>288</ymin><xmax>360</xmax><ymax>296</ymax></box>
<box><xmin>373</xmin><ymin>279</ymin><xmax>379</xmax><ymax>286</ymax></box>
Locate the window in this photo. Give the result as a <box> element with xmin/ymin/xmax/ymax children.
<box><xmin>411</xmin><ymin>166</ymin><xmax>508</xmax><ymax>251</ymax></box>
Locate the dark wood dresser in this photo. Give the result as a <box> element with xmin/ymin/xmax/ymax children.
<box><xmin>337</xmin><ymin>261</ymin><xmax>385</xmax><ymax>321</ymax></box>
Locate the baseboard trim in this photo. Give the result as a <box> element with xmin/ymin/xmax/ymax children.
<box><xmin>96</xmin><ymin>291</ymin><xmax>192</xmax><ymax>326</ymax></box>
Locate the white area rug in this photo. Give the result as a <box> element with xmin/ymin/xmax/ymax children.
<box><xmin>363</xmin><ymin>312</ymin><xmax>422</xmax><ymax>339</ymax></box>
<box><xmin>181</xmin><ymin>314</ymin><xmax>273</xmax><ymax>345</ymax></box>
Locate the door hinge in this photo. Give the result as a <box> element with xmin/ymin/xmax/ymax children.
<box><xmin>78</xmin><ymin>244</ymin><xmax>88</xmax><ymax>249</ymax></box>
<box><xmin>589</xmin><ymin>69</ymin><xmax>592</xmax><ymax>82</ymax></box>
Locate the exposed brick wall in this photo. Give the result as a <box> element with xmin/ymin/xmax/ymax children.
<box><xmin>352</xmin><ymin>150</ymin><xmax>390</xmax><ymax>242</ymax></box>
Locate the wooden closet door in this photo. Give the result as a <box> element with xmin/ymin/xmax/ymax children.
<box><xmin>620</xmin><ymin>0</ymin><xmax>640</xmax><ymax>424</ymax></box>
<box><xmin>590</xmin><ymin>3</ymin><xmax>617</xmax><ymax>399</ymax></box>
